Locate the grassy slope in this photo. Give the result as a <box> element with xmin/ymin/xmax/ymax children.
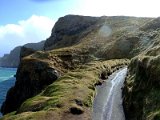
<box><xmin>44</xmin><ymin>16</ymin><xmax>153</xmax><ymax>60</ymax></box>
<box><xmin>123</xmin><ymin>26</ymin><xmax>160</xmax><ymax>120</ymax></box>
<box><xmin>123</xmin><ymin>55</ymin><xmax>160</xmax><ymax>120</ymax></box>
<box><xmin>1</xmin><ymin>59</ymin><xmax>129</xmax><ymax>120</ymax></box>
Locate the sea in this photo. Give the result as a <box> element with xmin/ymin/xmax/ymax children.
<box><xmin>0</xmin><ymin>67</ymin><xmax>17</xmax><ymax>117</ymax></box>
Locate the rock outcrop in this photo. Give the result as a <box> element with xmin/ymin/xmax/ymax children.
<box><xmin>20</xmin><ymin>47</ymin><xmax>36</xmax><ymax>60</ymax></box>
<box><xmin>44</xmin><ymin>15</ymin><xmax>154</xmax><ymax>60</ymax></box>
<box><xmin>44</xmin><ymin>15</ymin><xmax>99</xmax><ymax>50</ymax></box>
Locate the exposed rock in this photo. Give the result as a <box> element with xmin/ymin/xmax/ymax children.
<box><xmin>24</xmin><ymin>41</ymin><xmax>45</xmax><ymax>50</ymax></box>
<box><xmin>100</xmin><ymin>71</ymin><xmax>108</xmax><ymax>80</ymax></box>
<box><xmin>0</xmin><ymin>47</ymin><xmax>21</xmax><ymax>67</ymax></box>
<box><xmin>0</xmin><ymin>58</ymin><xmax>129</xmax><ymax>119</ymax></box>
<box><xmin>20</xmin><ymin>47</ymin><xmax>35</xmax><ymax>60</ymax></box>
<box><xmin>70</xmin><ymin>104</ymin><xmax>84</xmax><ymax>115</ymax></box>
<box><xmin>44</xmin><ymin>15</ymin><xmax>99</xmax><ymax>50</ymax></box>
<box><xmin>1</xmin><ymin>59</ymin><xmax>59</xmax><ymax>115</ymax></box>
<box><xmin>43</xmin><ymin>15</ymin><xmax>156</xmax><ymax>61</ymax></box>
<box><xmin>74</xmin><ymin>99</ymin><xmax>83</xmax><ymax>106</ymax></box>
<box><xmin>94</xmin><ymin>80</ymin><xmax>103</xmax><ymax>86</ymax></box>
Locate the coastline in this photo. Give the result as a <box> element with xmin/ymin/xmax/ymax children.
<box><xmin>0</xmin><ymin>68</ymin><xmax>17</xmax><ymax>117</ymax></box>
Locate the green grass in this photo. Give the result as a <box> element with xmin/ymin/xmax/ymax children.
<box><xmin>123</xmin><ymin>55</ymin><xmax>160</xmax><ymax>120</ymax></box>
<box><xmin>1</xmin><ymin>59</ymin><xmax>129</xmax><ymax>120</ymax></box>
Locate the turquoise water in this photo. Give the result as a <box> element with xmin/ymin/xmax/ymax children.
<box><xmin>0</xmin><ymin>67</ymin><xmax>17</xmax><ymax>116</ymax></box>
<box><xmin>0</xmin><ymin>67</ymin><xmax>17</xmax><ymax>82</ymax></box>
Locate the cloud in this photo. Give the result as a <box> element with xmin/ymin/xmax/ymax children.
<box><xmin>0</xmin><ymin>15</ymin><xmax>55</xmax><ymax>56</ymax></box>
<box><xmin>78</xmin><ymin>0</ymin><xmax>160</xmax><ymax>17</ymax></box>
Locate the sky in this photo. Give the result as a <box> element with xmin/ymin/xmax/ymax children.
<box><xmin>0</xmin><ymin>0</ymin><xmax>160</xmax><ymax>56</ymax></box>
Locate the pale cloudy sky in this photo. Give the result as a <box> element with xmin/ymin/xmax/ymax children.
<box><xmin>0</xmin><ymin>15</ymin><xmax>54</xmax><ymax>56</ymax></box>
<box><xmin>0</xmin><ymin>0</ymin><xmax>160</xmax><ymax>56</ymax></box>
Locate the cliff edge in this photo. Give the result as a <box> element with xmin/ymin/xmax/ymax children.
<box><xmin>1</xmin><ymin>15</ymin><xmax>160</xmax><ymax>120</ymax></box>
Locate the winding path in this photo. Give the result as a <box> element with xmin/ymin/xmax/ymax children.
<box><xmin>92</xmin><ymin>67</ymin><xmax>127</xmax><ymax>120</ymax></box>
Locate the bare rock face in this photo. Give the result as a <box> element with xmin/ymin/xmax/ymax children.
<box><xmin>44</xmin><ymin>15</ymin><xmax>99</xmax><ymax>50</ymax></box>
<box><xmin>1</xmin><ymin>59</ymin><xmax>59</xmax><ymax>115</ymax></box>
<box><xmin>0</xmin><ymin>47</ymin><xmax>21</xmax><ymax>67</ymax></box>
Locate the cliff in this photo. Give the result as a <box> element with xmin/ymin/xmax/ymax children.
<box><xmin>1</xmin><ymin>59</ymin><xmax>129</xmax><ymax>120</ymax></box>
<box><xmin>0</xmin><ymin>47</ymin><xmax>21</xmax><ymax>68</ymax></box>
<box><xmin>1</xmin><ymin>15</ymin><xmax>160</xmax><ymax>120</ymax></box>
<box><xmin>45</xmin><ymin>15</ymin><xmax>153</xmax><ymax>59</ymax></box>
<box><xmin>0</xmin><ymin>41</ymin><xmax>45</xmax><ymax>68</ymax></box>
<box><xmin>44</xmin><ymin>15</ymin><xmax>99</xmax><ymax>50</ymax></box>
<box><xmin>123</xmin><ymin>18</ymin><xmax>160</xmax><ymax>120</ymax></box>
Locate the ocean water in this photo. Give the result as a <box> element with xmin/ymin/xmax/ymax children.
<box><xmin>0</xmin><ymin>67</ymin><xmax>17</xmax><ymax>117</ymax></box>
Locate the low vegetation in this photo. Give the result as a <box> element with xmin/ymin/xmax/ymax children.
<box><xmin>123</xmin><ymin>55</ymin><xmax>160</xmax><ymax>120</ymax></box>
<box><xmin>1</xmin><ymin>59</ymin><xmax>129</xmax><ymax>120</ymax></box>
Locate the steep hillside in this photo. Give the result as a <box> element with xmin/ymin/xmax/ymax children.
<box><xmin>0</xmin><ymin>41</ymin><xmax>45</xmax><ymax>68</ymax></box>
<box><xmin>44</xmin><ymin>15</ymin><xmax>99</xmax><ymax>50</ymax></box>
<box><xmin>1</xmin><ymin>15</ymin><xmax>160</xmax><ymax>120</ymax></box>
<box><xmin>0</xmin><ymin>47</ymin><xmax>21</xmax><ymax>68</ymax></box>
<box><xmin>44</xmin><ymin>15</ymin><xmax>153</xmax><ymax>60</ymax></box>
<box><xmin>123</xmin><ymin>18</ymin><xmax>160</xmax><ymax>120</ymax></box>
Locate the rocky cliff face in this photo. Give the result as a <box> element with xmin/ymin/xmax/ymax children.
<box><xmin>0</xmin><ymin>41</ymin><xmax>45</xmax><ymax>68</ymax></box>
<box><xmin>1</xmin><ymin>15</ymin><xmax>160</xmax><ymax>120</ymax></box>
<box><xmin>0</xmin><ymin>47</ymin><xmax>21</xmax><ymax>68</ymax></box>
<box><xmin>44</xmin><ymin>15</ymin><xmax>153</xmax><ymax>60</ymax></box>
<box><xmin>20</xmin><ymin>47</ymin><xmax>36</xmax><ymax>60</ymax></box>
<box><xmin>1</xmin><ymin>59</ymin><xmax>59</xmax><ymax>115</ymax></box>
<box><xmin>44</xmin><ymin>15</ymin><xmax>99</xmax><ymax>50</ymax></box>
